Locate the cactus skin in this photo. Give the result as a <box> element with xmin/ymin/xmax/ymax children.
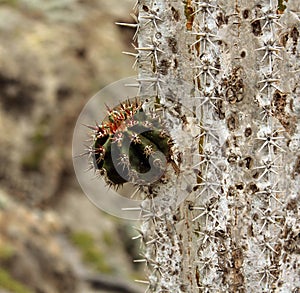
<box><xmin>90</xmin><ymin>99</ymin><xmax>174</xmax><ymax>186</ymax></box>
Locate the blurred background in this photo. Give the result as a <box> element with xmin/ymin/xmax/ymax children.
<box><xmin>0</xmin><ymin>0</ymin><xmax>145</xmax><ymax>292</ymax></box>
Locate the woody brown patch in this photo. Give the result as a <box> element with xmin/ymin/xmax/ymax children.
<box><xmin>272</xmin><ymin>91</ymin><xmax>297</xmax><ymax>134</ymax></box>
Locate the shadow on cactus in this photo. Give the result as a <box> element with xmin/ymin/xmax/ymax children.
<box><xmin>88</xmin><ymin>98</ymin><xmax>177</xmax><ymax>188</ymax></box>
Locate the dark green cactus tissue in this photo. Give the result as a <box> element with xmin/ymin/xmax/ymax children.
<box><xmin>90</xmin><ymin>99</ymin><xmax>175</xmax><ymax>186</ymax></box>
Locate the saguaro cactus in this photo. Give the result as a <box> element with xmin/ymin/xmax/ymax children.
<box><xmin>113</xmin><ymin>0</ymin><xmax>299</xmax><ymax>292</ymax></box>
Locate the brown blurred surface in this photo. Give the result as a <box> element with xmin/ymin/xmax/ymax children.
<box><xmin>0</xmin><ymin>1</ymin><xmax>144</xmax><ymax>292</ymax></box>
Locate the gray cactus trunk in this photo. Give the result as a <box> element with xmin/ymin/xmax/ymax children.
<box><xmin>131</xmin><ymin>0</ymin><xmax>300</xmax><ymax>292</ymax></box>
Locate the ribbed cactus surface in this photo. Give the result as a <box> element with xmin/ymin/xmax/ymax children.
<box><xmin>90</xmin><ymin>99</ymin><xmax>174</xmax><ymax>186</ymax></box>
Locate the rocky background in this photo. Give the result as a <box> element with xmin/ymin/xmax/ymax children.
<box><xmin>0</xmin><ymin>0</ymin><xmax>144</xmax><ymax>292</ymax></box>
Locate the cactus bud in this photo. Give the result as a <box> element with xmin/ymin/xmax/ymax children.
<box><xmin>89</xmin><ymin>98</ymin><xmax>175</xmax><ymax>187</ymax></box>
